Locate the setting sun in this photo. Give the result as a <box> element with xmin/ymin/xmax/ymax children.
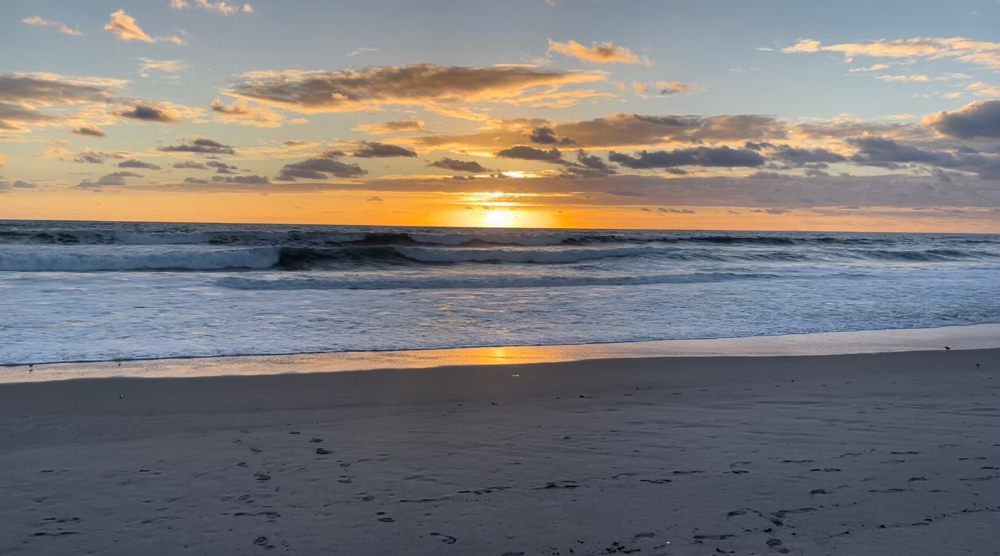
<box><xmin>483</xmin><ymin>208</ymin><xmax>518</xmax><ymax>227</ymax></box>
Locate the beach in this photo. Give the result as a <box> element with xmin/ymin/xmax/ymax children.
<box><xmin>1</xmin><ymin>347</ymin><xmax>997</xmax><ymax>555</ymax></box>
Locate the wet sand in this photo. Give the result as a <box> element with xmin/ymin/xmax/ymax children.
<box><xmin>0</xmin><ymin>349</ymin><xmax>998</xmax><ymax>555</ymax></box>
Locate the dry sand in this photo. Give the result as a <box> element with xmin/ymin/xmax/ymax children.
<box><xmin>1</xmin><ymin>349</ymin><xmax>998</xmax><ymax>555</ymax></box>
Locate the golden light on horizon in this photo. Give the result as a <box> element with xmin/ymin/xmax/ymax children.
<box><xmin>483</xmin><ymin>208</ymin><xmax>518</xmax><ymax>227</ymax></box>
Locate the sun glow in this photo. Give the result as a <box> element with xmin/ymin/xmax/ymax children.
<box><xmin>483</xmin><ymin>208</ymin><xmax>518</xmax><ymax>227</ymax></box>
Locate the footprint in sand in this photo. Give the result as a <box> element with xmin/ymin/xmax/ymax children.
<box><xmin>430</xmin><ymin>533</ymin><xmax>458</xmax><ymax>544</ymax></box>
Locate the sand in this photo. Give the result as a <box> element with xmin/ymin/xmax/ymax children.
<box><xmin>1</xmin><ymin>348</ymin><xmax>998</xmax><ymax>555</ymax></box>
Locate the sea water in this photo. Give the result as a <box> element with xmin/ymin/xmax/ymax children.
<box><xmin>1</xmin><ymin>220</ymin><xmax>998</xmax><ymax>365</ymax></box>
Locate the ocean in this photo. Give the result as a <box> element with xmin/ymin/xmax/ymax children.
<box><xmin>1</xmin><ymin>220</ymin><xmax>998</xmax><ymax>366</ymax></box>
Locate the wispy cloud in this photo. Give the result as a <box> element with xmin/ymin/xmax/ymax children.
<box><xmin>21</xmin><ymin>16</ymin><xmax>82</xmax><ymax>36</ymax></box>
<box><xmin>226</xmin><ymin>64</ymin><xmax>604</xmax><ymax>113</ymax></box>
<box><xmin>104</xmin><ymin>10</ymin><xmax>185</xmax><ymax>45</ymax></box>
<box><xmin>782</xmin><ymin>37</ymin><xmax>1000</xmax><ymax>71</ymax></box>
<box><xmin>211</xmin><ymin>98</ymin><xmax>283</xmax><ymax>127</ymax></box>
<box><xmin>346</xmin><ymin>47</ymin><xmax>379</xmax><ymax>57</ymax></box>
<box><xmin>354</xmin><ymin>120</ymin><xmax>427</xmax><ymax>135</ymax></box>
<box><xmin>137</xmin><ymin>58</ymin><xmax>188</xmax><ymax>79</ymax></box>
<box><xmin>548</xmin><ymin>39</ymin><xmax>650</xmax><ymax>65</ymax></box>
<box><xmin>171</xmin><ymin>0</ymin><xmax>253</xmax><ymax>15</ymax></box>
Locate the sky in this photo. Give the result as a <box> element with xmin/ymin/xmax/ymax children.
<box><xmin>1</xmin><ymin>0</ymin><xmax>999</xmax><ymax>231</ymax></box>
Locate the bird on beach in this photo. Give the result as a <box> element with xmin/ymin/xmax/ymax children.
<box><xmin>944</xmin><ymin>346</ymin><xmax>951</xmax><ymax>350</ymax></box>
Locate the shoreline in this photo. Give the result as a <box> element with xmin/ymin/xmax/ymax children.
<box><xmin>4</xmin><ymin>323</ymin><xmax>999</xmax><ymax>384</ymax></box>
<box><xmin>1</xmin><ymin>349</ymin><xmax>997</xmax><ymax>555</ymax></box>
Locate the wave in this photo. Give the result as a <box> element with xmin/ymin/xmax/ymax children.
<box><xmin>2</xmin><ymin>242</ymin><xmax>997</xmax><ymax>272</ymax></box>
<box><xmin>0</xmin><ymin>247</ymin><xmax>281</xmax><ymax>272</ymax></box>
<box><xmin>215</xmin><ymin>271</ymin><xmax>781</xmax><ymax>291</ymax></box>
<box><xmin>4</xmin><ymin>225</ymin><xmax>996</xmax><ymax>250</ymax></box>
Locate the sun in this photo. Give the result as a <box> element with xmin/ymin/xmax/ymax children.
<box><xmin>483</xmin><ymin>208</ymin><xmax>518</xmax><ymax>228</ymax></box>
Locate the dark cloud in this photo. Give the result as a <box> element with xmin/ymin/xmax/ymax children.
<box><xmin>609</xmin><ymin>146</ymin><xmax>766</xmax><ymax>169</ymax></box>
<box><xmin>183</xmin><ymin>177</ymin><xmax>208</xmax><ymax>184</ymax></box>
<box><xmin>159</xmin><ymin>138</ymin><xmax>236</xmax><ymax>155</ymax></box>
<box><xmin>429</xmin><ymin>157</ymin><xmax>489</xmax><ymax>173</ymax></box>
<box><xmin>226</xmin><ymin>64</ymin><xmax>603</xmax><ymax>112</ymax></box>
<box><xmin>770</xmin><ymin>145</ymin><xmax>846</xmax><ymax>166</ymax></box>
<box><xmin>277</xmin><ymin>152</ymin><xmax>367</xmax><ymax>181</ymax></box>
<box><xmin>118</xmin><ymin>159</ymin><xmax>161</xmax><ymax>170</ymax></box>
<box><xmin>525</xmin><ymin>126</ymin><xmax>575</xmax><ymax>145</ymax></box>
<box><xmin>658</xmin><ymin>207</ymin><xmax>695</xmax><ymax>214</ymax></box>
<box><xmin>72</xmin><ymin>150</ymin><xmax>125</xmax><ymax>164</ymax></box>
<box><xmin>0</xmin><ymin>102</ymin><xmax>58</xmax><ymax>130</ymax></box>
<box><xmin>559</xmin><ymin>150</ymin><xmax>617</xmax><ymax>178</ymax></box>
<box><xmin>366</xmin><ymin>196</ymin><xmax>384</xmax><ymax>202</ymax></box>
<box><xmin>76</xmin><ymin>171</ymin><xmax>140</xmax><ymax>189</ymax></box>
<box><xmin>576</xmin><ymin>150</ymin><xmax>614</xmax><ymax>172</ymax></box>
<box><xmin>925</xmin><ymin>100</ymin><xmax>1000</xmax><ymax>140</ymax></box>
<box><xmin>417</xmin><ymin>113</ymin><xmax>786</xmax><ymax>151</ymax></box>
<box><xmin>848</xmin><ymin>137</ymin><xmax>958</xmax><ymax>169</ymax></box>
<box><xmin>117</xmin><ymin>104</ymin><xmax>181</xmax><ymax>123</ymax></box>
<box><xmin>71</xmin><ymin>125</ymin><xmax>106</xmax><ymax>137</ymax></box>
<box><xmin>173</xmin><ymin>161</ymin><xmax>208</xmax><ymax>170</ymax></box>
<box><xmin>0</xmin><ymin>74</ymin><xmax>114</xmax><ymax>104</ymax></box>
<box><xmin>0</xmin><ymin>179</ymin><xmax>37</xmax><ymax>192</ymax></box>
<box><xmin>848</xmin><ymin>137</ymin><xmax>1000</xmax><ymax>181</ymax></box>
<box><xmin>208</xmin><ymin>161</ymin><xmax>238</xmax><ymax>170</ymax></box>
<box><xmin>495</xmin><ymin>145</ymin><xmax>563</xmax><ymax>163</ymax></box>
<box><xmin>351</xmin><ymin>141</ymin><xmax>417</xmax><ymax>158</ymax></box>
<box><xmin>211</xmin><ymin>175</ymin><xmax>270</xmax><ymax>184</ymax></box>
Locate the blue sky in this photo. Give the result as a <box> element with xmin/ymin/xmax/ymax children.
<box><xmin>1</xmin><ymin>0</ymin><xmax>999</xmax><ymax>231</ymax></box>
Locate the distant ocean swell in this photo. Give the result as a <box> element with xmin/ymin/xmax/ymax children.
<box><xmin>1</xmin><ymin>244</ymin><xmax>997</xmax><ymax>272</ymax></box>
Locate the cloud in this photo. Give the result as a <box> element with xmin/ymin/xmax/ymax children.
<box><xmin>352</xmin><ymin>141</ymin><xmax>417</xmax><ymax>158</ymax></box>
<box><xmin>160</xmin><ymin>138</ymin><xmax>236</xmax><ymax>155</ymax></box>
<box><xmin>346</xmin><ymin>47</ymin><xmax>379</xmax><ymax>57</ymax></box>
<box><xmin>0</xmin><ymin>73</ymin><xmax>123</xmax><ymax>104</ymax></box>
<box><xmin>924</xmin><ymin>100</ymin><xmax>1000</xmax><ymax>139</ymax></box>
<box><xmin>366</xmin><ymin>196</ymin><xmax>384</xmax><ymax>202</ymax></box>
<box><xmin>171</xmin><ymin>0</ymin><xmax>253</xmax><ymax>15</ymax></box>
<box><xmin>211</xmin><ymin>98</ymin><xmax>283</xmax><ymax>127</ymax></box>
<box><xmin>547</xmin><ymin>40</ymin><xmax>648</xmax><ymax>65</ymax></box>
<box><xmin>416</xmin><ymin>113</ymin><xmax>786</xmax><ymax>152</ymax></box>
<box><xmin>0</xmin><ymin>178</ymin><xmax>37</xmax><ymax>192</ymax></box>
<box><xmin>138</xmin><ymin>58</ymin><xmax>188</xmax><ymax>78</ymax></box>
<box><xmin>609</xmin><ymin>146</ymin><xmax>766</xmax><ymax>169</ymax></box>
<box><xmin>212</xmin><ymin>175</ymin><xmax>269</xmax><ymax>184</ymax></box>
<box><xmin>631</xmin><ymin>81</ymin><xmax>692</xmax><ymax>97</ymax></box>
<box><xmin>184</xmin><ymin>177</ymin><xmax>208</xmax><ymax>184</ymax></box>
<box><xmin>966</xmin><ymin>82</ymin><xmax>1000</xmax><ymax>98</ymax></box>
<box><xmin>277</xmin><ymin>151</ymin><xmax>367</xmax><ymax>181</ymax></box>
<box><xmin>174</xmin><ymin>161</ymin><xmax>209</xmax><ymax>169</ymax></box>
<box><xmin>769</xmin><ymin>145</ymin><xmax>847</xmax><ymax>167</ymax></box>
<box><xmin>849</xmin><ymin>63</ymin><xmax>891</xmax><ymax>73</ymax></box>
<box><xmin>524</xmin><ymin>125</ymin><xmax>575</xmax><ymax>145</ymax></box>
<box><xmin>119</xmin><ymin>159</ymin><xmax>162</xmax><ymax>170</ymax></box>
<box><xmin>781</xmin><ymin>37</ymin><xmax>1000</xmax><ymax>71</ymax></box>
<box><xmin>428</xmin><ymin>157</ymin><xmax>489</xmax><ymax>173</ymax></box>
<box><xmin>77</xmin><ymin>171</ymin><xmax>142</xmax><ymax>189</ymax></box>
<box><xmin>655</xmin><ymin>81</ymin><xmax>692</xmax><ymax>95</ymax></box>
<box><xmin>495</xmin><ymin>145</ymin><xmax>564</xmax><ymax>163</ymax></box>
<box><xmin>104</xmin><ymin>10</ymin><xmax>185</xmax><ymax>44</ymax></box>
<box><xmin>0</xmin><ymin>73</ymin><xmax>129</xmax><ymax>132</ymax></box>
<box><xmin>116</xmin><ymin>102</ymin><xmax>185</xmax><ymax>123</ymax></box>
<box><xmin>225</xmin><ymin>64</ymin><xmax>604</xmax><ymax>113</ymax></box>
<box><xmin>22</xmin><ymin>16</ymin><xmax>82</xmax><ymax>36</ymax></box>
<box><xmin>69</xmin><ymin>148</ymin><xmax>125</xmax><ymax>164</ymax></box>
<box><xmin>71</xmin><ymin>124</ymin><xmax>105</xmax><ymax>137</ymax></box>
<box><xmin>354</xmin><ymin>119</ymin><xmax>427</xmax><ymax>135</ymax></box>
<box><xmin>846</xmin><ymin>136</ymin><xmax>999</xmax><ymax>179</ymax></box>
